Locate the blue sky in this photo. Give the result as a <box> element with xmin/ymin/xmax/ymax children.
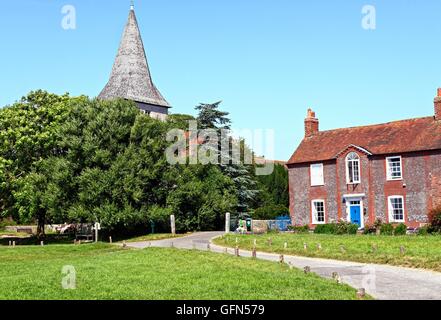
<box><xmin>1</xmin><ymin>0</ymin><xmax>440</xmax><ymax>160</ymax></box>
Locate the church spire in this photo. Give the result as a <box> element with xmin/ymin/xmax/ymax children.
<box><xmin>99</xmin><ymin>4</ymin><xmax>171</xmax><ymax>111</ymax></box>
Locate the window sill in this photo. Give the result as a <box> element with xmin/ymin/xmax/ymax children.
<box><xmin>311</xmin><ymin>184</ymin><xmax>325</xmax><ymax>187</ymax></box>
<box><xmin>386</xmin><ymin>178</ymin><xmax>403</xmax><ymax>181</ymax></box>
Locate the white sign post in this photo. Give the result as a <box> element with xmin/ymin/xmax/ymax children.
<box><xmin>225</xmin><ymin>212</ymin><xmax>230</xmax><ymax>234</ymax></box>
<box><xmin>94</xmin><ymin>222</ymin><xmax>101</xmax><ymax>243</ymax></box>
<box><xmin>170</xmin><ymin>215</ymin><xmax>176</xmax><ymax>235</ymax></box>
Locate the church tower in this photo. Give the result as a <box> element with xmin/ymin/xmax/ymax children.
<box><xmin>99</xmin><ymin>3</ymin><xmax>171</xmax><ymax>120</ymax></box>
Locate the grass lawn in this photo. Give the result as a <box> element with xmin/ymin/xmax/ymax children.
<box><xmin>0</xmin><ymin>230</ymin><xmax>29</xmax><ymax>238</ymax></box>
<box><xmin>117</xmin><ymin>233</ymin><xmax>191</xmax><ymax>243</ymax></box>
<box><xmin>0</xmin><ymin>243</ymin><xmax>363</xmax><ymax>300</ymax></box>
<box><xmin>214</xmin><ymin>233</ymin><xmax>441</xmax><ymax>272</ymax></box>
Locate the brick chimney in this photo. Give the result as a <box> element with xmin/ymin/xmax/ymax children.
<box><xmin>305</xmin><ymin>108</ymin><xmax>319</xmax><ymax>137</ymax></box>
<box><xmin>435</xmin><ymin>88</ymin><xmax>441</xmax><ymax>121</ymax></box>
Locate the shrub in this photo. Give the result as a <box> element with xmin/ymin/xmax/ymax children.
<box><xmin>314</xmin><ymin>224</ymin><xmax>337</xmax><ymax>234</ymax></box>
<box><xmin>417</xmin><ymin>226</ymin><xmax>429</xmax><ymax>236</ymax></box>
<box><xmin>428</xmin><ymin>207</ymin><xmax>441</xmax><ymax>233</ymax></box>
<box><xmin>253</xmin><ymin>205</ymin><xmax>290</xmax><ymax>220</ymax></box>
<box><xmin>394</xmin><ymin>223</ymin><xmax>407</xmax><ymax>236</ymax></box>
<box><xmin>380</xmin><ymin>223</ymin><xmax>394</xmax><ymax>235</ymax></box>
<box><xmin>335</xmin><ymin>220</ymin><xmax>358</xmax><ymax>235</ymax></box>
<box><xmin>363</xmin><ymin>223</ymin><xmax>377</xmax><ymax>235</ymax></box>
<box><xmin>314</xmin><ymin>221</ymin><xmax>359</xmax><ymax>235</ymax></box>
<box><xmin>288</xmin><ymin>225</ymin><xmax>309</xmax><ymax>233</ymax></box>
<box><xmin>347</xmin><ymin>223</ymin><xmax>359</xmax><ymax>235</ymax></box>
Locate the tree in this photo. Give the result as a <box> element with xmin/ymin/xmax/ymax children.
<box><xmin>0</xmin><ymin>91</ymin><xmax>78</xmax><ymax>220</ymax></box>
<box><xmin>195</xmin><ymin>101</ymin><xmax>231</xmax><ymax>130</ymax></box>
<box><xmin>195</xmin><ymin>101</ymin><xmax>259</xmax><ymax>213</ymax></box>
<box><xmin>9</xmin><ymin>94</ymin><xmax>240</xmax><ymax>235</ymax></box>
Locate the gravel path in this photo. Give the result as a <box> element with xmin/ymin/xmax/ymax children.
<box><xmin>127</xmin><ymin>232</ymin><xmax>441</xmax><ymax>300</ymax></box>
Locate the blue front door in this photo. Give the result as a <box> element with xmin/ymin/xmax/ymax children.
<box><xmin>350</xmin><ymin>206</ymin><xmax>361</xmax><ymax>227</ymax></box>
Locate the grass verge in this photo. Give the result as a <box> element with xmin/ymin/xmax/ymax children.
<box><xmin>0</xmin><ymin>243</ymin><xmax>364</xmax><ymax>300</ymax></box>
<box><xmin>213</xmin><ymin>233</ymin><xmax>441</xmax><ymax>272</ymax></box>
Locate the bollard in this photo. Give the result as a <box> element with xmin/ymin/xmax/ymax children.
<box><xmin>303</xmin><ymin>243</ymin><xmax>308</xmax><ymax>251</ymax></box>
<box><xmin>109</xmin><ymin>236</ymin><xmax>112</xmax><ymax>244</ymax></box>
<box><xmin>317</xmin><ymin>243</ymin><xmax>322</xmax><ymax>251</ymax></box>
<box><xmin>332</xmin><ymin>272</ymin><xmax>342</xmax><ymax>284</ymax></box>
<box><xmin>372</xmin><ymin>244</ymin><xmax>378</xmax><ymax>253</ymax></box>
<box><xmin>400</xmin><ymin>246</ymin><xmax>406</xmax><ymax>255</ymax></box>
<box><xmin>40</xmin><ymin>241</ymin><xmax>44</xmax><ymax>246</ymax></box>
<box><xmin>236</xmin><ymin>237</ymin><xmax>238</xmax><ymax>244</ymax></box>
<box><xmin>340</xmin><ymin>245</ymin><xmax>346</xmax><ymax>253</ymax></box>
<box><xmin>268</xmin><ymin>238</ymin><xmax>272</xmax><ymax>246</ymax></box>
<box><xmin>279</xmin><ymin>254</ymin><xmax>284</xmax><ymax>264</ymax></box>
<box><xmin>207</xmin><ymin>243</ymin><xmax>211</xmax><ymax>251</ymax></box>
<box><xmin>13</xmin><ymin>241</ymin><xmax>16</xmax><ymax>247</ymax></box>
<box><xmin>235</xmin><ymin>246</ymin><xmax>240</xmax><ymax>257</ymax></box>
<box><xmin>304</xmin><ymin>266</ymin><xmax>311</xmax><ymax>274</ymax></box>
<box><xmin>357</xmin><ymin>288</ymin><xmax>366</xmax><ymax>299</ymax></box>
<box><xmin>288</xmin><ymin>262</ymin><xmax>294</xmax><ymax>270</ymax></box>
<box><xmin>253</xmin><ymin>239</ymin><xmax>257</xmax><ymax>246</ymax></box>
<box><xmin>171</xmin><ymin>242</ymin><xmax>174</xmax><ymax>248</ymax></box>
<box><xmin>148</xmin><ymin>242</ymin><xmax>151</xmax><ymax>248</ymax></box>
<box><xmin>122</xmin><ymin>241</ymin><xmax>127</xmax><ymax>248</ymax></box>
<box><xmin>284</xmin><ymin>242</ymin><xmax>288</xmax><ymax>250</ymax></box>
<box><xmin>224</xmin><ymin>247</ymin><xmax>228</xmax><ymax>254</ymax></box>
<box><xmin>8</xmin><ymin>241</ymin><xmax>11</xmax><ymax>246</ymax></box>
<box><xmin>252</xmin><ymin>246</ymin><xmax>257</xmax><ymax>259</ymax></box>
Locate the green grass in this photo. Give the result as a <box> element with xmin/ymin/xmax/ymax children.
<box><xmin>0</xmin><ymin>243</ymin><xmax>363</xmax><ymax>300</ymax></box>
<box><xmin>214</xmin><ymin>233</ymin><xmax>441</xmax><ymax>272</ymax></box>
<box><xmin>0</xmin><ymin>230</ymin><xmax>29</xmax><ymax>238</ymax></box>
<box><xmin>117</xmin><ymin>233</ymin><xmax>191</xmax><ymax>243</ymax></box>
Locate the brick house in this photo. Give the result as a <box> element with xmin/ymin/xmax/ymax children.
<box><xmin>287</xmin><ymin>89</ymin><xmax>441</xmax><ymax>229</ymax></box>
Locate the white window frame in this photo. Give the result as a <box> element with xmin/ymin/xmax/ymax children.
<box><xmin>388</xmin><ymin>196</ymin><xmax>405</xmax><ymax>223</ymax></box>
<box><xmin>311</xmin><ymin>199</ymin><xmax>326</xmax><ymax>225</ymax></box>
<box><xmin>386</xmin><ymin>156</ymin><xmax>403</xmax><ymax>181</ymax></box>
<box><xmin>346</xmin><ymin>152</ymin><xmax>361</xmax><ymax>184</ymax></box>
<box><xmin>310</xmin><ymin>163</ymin><xmax>324</xmax><ymax>186</ymax></box>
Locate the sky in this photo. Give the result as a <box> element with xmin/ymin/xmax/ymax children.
<box><xmin>1</xmin><ymin>0</ymin><xmax>440</xmax><ymax>161</ymax></box>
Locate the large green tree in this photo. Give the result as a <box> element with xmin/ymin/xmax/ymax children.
<box><xmin>0</xmin><ymin>91</ymin><xmax>78</xmax><ymax>220</ymax></box>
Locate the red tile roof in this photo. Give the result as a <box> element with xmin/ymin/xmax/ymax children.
<box><xmin>287</xmin><ymin>116</ymin><xmax>441</xmax><ymax>165</ymax></box>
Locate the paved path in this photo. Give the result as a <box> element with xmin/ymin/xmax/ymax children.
<box><xmin>127</xmin><ymin>232</ymin><xmax>441</xmax><ymax>300</ymax></box>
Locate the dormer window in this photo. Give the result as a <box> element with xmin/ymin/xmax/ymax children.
<box><xmin>346</xmin><ymin>152</ymin><xmax>361</xmax><ymax>184</ymax></box>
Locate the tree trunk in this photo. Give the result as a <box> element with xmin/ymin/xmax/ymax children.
<box><xmin>37</xmin><ymin>215</ymin><xmax>46</xmax><ymax>240</ymax></box>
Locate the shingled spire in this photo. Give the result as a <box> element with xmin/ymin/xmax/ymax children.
<box><xmin>99</xmin><ymin>4</ymin><xmax>170</xmax><ymax>119</ymax></box>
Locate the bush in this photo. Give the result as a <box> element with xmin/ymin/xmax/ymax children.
<box><xmin>252</xmin><ymin>205</ymin><xmax>289</xmax><ymax>220</ymax></box>
<box><xmin>394</xmin><ymin>223</ymin><xmax>408</xmax><ymax>236</ymax></box>
<box><xmin>363</xmin><ymin>223</ymin><xmax>377</xmax><ymax>235</ymax></box>
<box><xmin>380</xmin><ymin>223</ymin><xmax>394</xmax><ymax>235</ymax></box>
<box><xmin>335</xmin><ymin>220</ymin><xmax>359</xmax><ymax>235</ymax></box>
<box><xmin>314</xmin><ymin>221</ymin><xmax>359</xmax><ymax>235</ymax></box>
<box><xmin>0</xmin><ymin>219</ymin><xmax>16</xmax><ymax>230</ymax></box>
<box><xmin>288</xmin><ymin>225</ymin><xmax>309</xmax><ymax>233</ymax></box>
<box><xmin>347</xmin><ymin>223</ymin><xmax>359</xmax><ymax>235</ymax></box>
<box><xmin>314</xmin><ymin>224</ymin><xmax>337</xmax><ymax>234</ymax></box>
<box><xmin>417</xmin><ymin>226</ymin><xmax>429</xmax><ymax>236</ymax></box>
<box><xmin>428</xmin><ymin>207</ymin><xmax>441</xmax><ymax>233</ymax></box>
